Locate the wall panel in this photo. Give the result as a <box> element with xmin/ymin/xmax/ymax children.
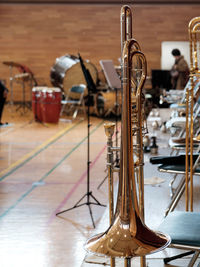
<box><xmin>3</xmin><ymin>1</ymin><xmax>200</xmax><ymax>4</ymax></box>
<box><xmin>0</xmin><ymin>4</ymin><xmax>199</xmax><ymax>101</ymax></box>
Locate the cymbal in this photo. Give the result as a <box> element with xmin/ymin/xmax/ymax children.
<box><xmin>3</xmin><ymin>61</ymin><xmax>22</xmax><ymax>68</ymax></box>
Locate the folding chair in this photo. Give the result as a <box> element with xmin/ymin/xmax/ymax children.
<box><xmin>151</xmin><ymin>16</ymin><xmax>200</xmax><ymax>266</ymax></box>
<box><xmin>61</xmin><ymin>84</ymin><xmax>86</xmax><ymax>119</ymax></box>
<box><xmin>148</xmin><ymin>148</ymin><xmax>200</xmax><ymax>266</ymax></box>
<box><xmin>150</xmin><ymin>149</ymin><xmax>200</xmax><ymax>208</ymax></box>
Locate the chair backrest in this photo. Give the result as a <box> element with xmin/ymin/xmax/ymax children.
<box><xmin>68</xmin><ymin>84</ymin><xmax>86</xmax><ymax>101</ymax></box>
<box><xmin>70</xmin><ymin>84</ymin><xmax>85</xmax><ymax>94</ymax></box>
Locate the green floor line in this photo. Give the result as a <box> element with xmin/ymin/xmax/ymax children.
<box><xmin>0</xmin><ymin>120</ymin><xmax>82</xmax><ymax>182</ymax></box>
<box><xmin>0</xmin><ymin>120</ymin><xmax>104</xmax><ymax>219</ymax></box>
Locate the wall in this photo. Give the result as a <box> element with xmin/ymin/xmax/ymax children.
<box><xmin>0</xmin><ymin>3</ymin><xmax>199</xmax><ymax>100</ymax></box>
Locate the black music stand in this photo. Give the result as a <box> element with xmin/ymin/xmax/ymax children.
<box><xmin>56</xmin><ymin>54</ymin><xmax>106</xmax><ymax>228</ymax></box>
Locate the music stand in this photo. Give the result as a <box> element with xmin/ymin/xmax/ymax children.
<box><xmin>97</xmin><ymin>60</ymin><xmax>121</xmax><ymax>189</ymax></box>
<box><xmin>56</xmin><ymin>54</ymin><xmax>106</xmax><ymax>228</ymax></box>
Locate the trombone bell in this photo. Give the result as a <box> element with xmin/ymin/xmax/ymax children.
<box><xmin>85</xmin><ymin>212</ymin><xmax>170</xmax><ymax>258</ymax></box>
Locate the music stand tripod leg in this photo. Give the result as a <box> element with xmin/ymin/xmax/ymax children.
<box><xmin>56</xmin><ymin>102</ymin><xmax>106</xmax><ymax>228</ymax></box>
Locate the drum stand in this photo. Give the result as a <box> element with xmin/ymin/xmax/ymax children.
<box><xmin>15</xmin><ymin>73</ymin><xmax>32</xmax><ymax>114</ymax></box>
<box><xmin>32</xmin><ymin>96</ymin><xmax>45</xmax><ymax>126</ymax></box>
<box><xmin>9</xmin><ymin>65</ymin><xmax>14</xmax><ymax>107</ymax></box>
<box><xmin>56</xmin><ymin>92</ymin><xmax>106</xmax><ymax>228</ymax></box>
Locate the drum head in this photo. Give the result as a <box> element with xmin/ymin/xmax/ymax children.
<box><xmin>96</xmin><ymin>91</ymin><xmax>121</xmax><ymax>117</ymax></box>
<box><xmin>63</xmin><ymin>60</ymin><xmax>98</xmax><ymax>97</ymax></box>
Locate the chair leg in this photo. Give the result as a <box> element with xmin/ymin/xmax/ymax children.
<box><xmin>82</xmin><ymin>104</ymin><xmax>87</xmax><ymax>118</ymax></box>
<box><xmin>188</xmin><ymin>251</ymin><xmax>200</xmax><ymax>267</ymax></box>
<box><xmin>165</xmin><ymin>175</ymin><xmax>185</xmax><ymax>217</ymax></box>
<box><xmin>169</xmin><ymin>173</ymin><xmax>178</xmax><ymax>198</ymax></box>
<box><xmin>164</xmin><ymin>251</ymin><xmax>195</xmax><ymax>264</ymax></box>
<box><xmin>60</xmin><ymin>103</ymin><xmax>66</xmax><ymax>115</ymax></box>
<box><xmin>72</xmin><ymin>108</ymin><xmax>78</xmax><ymax>119</ymax></box>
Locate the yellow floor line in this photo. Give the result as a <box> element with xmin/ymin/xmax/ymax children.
<box><xmin>0</xmin><ymin>123</ymin><xmax>75</xmax><ymax>178</ymax></box>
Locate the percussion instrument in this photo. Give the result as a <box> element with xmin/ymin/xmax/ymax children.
<box><xmin>3</xmin><ymin>61</ymin><xmax>22</xmax><ymax>68</ymax></box>
<box><xmin>50</xmin><ymin>54</ymin><xmax>98</xmax><ymax>96</ymax></box>
<box><xmin>14</xmin><ymin>73</ymin><xmax>30</xmax><ymax>82</ymax></box>
<box><xmin>32</xmin><ymin>87</ymin><xmax>46</xmax><ymax>122</ymax></box>
<box><xmin>32</xmin><ymin>87</ymin><xmax>61</xmax><ymax>123</ymax></box>
<box><xmin>95</xmin><ymin>90</ymin><xmax>121</xmax><ymax>117</ymax></box>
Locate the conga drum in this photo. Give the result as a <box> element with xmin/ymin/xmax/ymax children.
<box><xmin>50</xmin><ymin>54</ymin><xmax>98</xmax><ymax>97</ymax></box>
<box><xmin>96</xmin><ymin>90</ymin><xmax>122</xmax><ymax>117</ymax></box>
<box><xmin>40</xmin><ymin>87</ymin><xmax>62</xmax><ymax>123</ymax></box>
<box><xmin>32</xmin><ymin>87</ymin><xmax>46</xmax><ymax>122</ymax></box>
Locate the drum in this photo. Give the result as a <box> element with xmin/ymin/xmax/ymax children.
<box><xmin>96</xmin><ymin>90</ymin><xmax>122</xmax><ymax>117</ymax></box>
<box><xmin>40</xmin><ymin>87</ymin><xmax>62</xmax><ymax>123</ymax></box>
<box><xmin>32</xmin><ymin>87</ymin><xmax>46</xmax><ymax>122</ymax></box>
<box><xmin>32</xmin><ymin>87</ymin><xmax>62</xmax><ymax>123</ymax></box>
<box><xmin>50</xmin><ymin>54</ymin><xmax>98</xmax><ymax>96</ymax></box>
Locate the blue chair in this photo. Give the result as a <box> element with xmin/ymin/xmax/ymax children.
<box><xmin>152</xmin><ymin>153</ymin><xmax>200</xmax><ymax>266</ymax></box>
<box><xmin>61</xmin><ymin>84</ymin><xmax>86</xmax><ymax>119</ymax></box>
<box><xmin>158</xmin><ymin>211</ymin><xmax>200</xmax><ymax>266</ymax></box>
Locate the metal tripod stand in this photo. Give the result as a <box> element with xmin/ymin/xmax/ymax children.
<box><xmin>56</xmin><ymin>54</ymin><xmax>106</xmax><ymax>228</ymax></box>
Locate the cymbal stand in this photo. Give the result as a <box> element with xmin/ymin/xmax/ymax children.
<box><xmin>9</xmin><ymin>65</ymin><xmax>14</xmax><ymax>107</ymax></box>
<box><xmin>15</xmin><ymin>74</ymin><xmax>31</xmax><ymax>114</ymax></box>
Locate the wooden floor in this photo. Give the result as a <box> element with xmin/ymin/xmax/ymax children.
<box><xmin>0</xmin><ymin>104</ymin><xmax>199</xmax><ymax>267</ymax></box>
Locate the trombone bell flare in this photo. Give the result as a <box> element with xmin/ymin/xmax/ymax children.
<box><xmin>84</xmin><ymin>206</ymin><xmax>170</xmax><ymax>258</ymax></box>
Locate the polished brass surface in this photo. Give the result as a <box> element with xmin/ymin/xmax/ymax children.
<box><xmin>186</xmin><ymin>17</ymin><xmax>200</xmax><ymax>211</ymax></box>
<box><xmin>85</xmin><ymin>41</ymin><xmax>170</xmax><ymax>259</ymax></box>
<box><xmin>85</xmin><ymin>7</ymin><xmax>170</xmax><ymax>262</ymax></box>
<box><xmin>104</xmin><ymin>122</ymin><xmax>115</xmax><ymax>223</ymax></box>
<box><xmin>120</xmin><ymin>5</ymin><xmax>132</xmax><ymax>54</ymax></box>
<box><xmin>104</xmin><ymin>122</ymin><xmax>116</xmax><ymax>267</ymax></box>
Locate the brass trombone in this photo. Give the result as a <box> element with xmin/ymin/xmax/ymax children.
<box><xmin>121</xmin><ymin>5</ymin><xmax>132</xmax><ymax>52</ymax></box>
<box><xmin>186</xmin><ymin>17</ymin><xmax>200</xmax><ymax>211</ymax></box>
<box><xmin>85</xmin><ymin>6</ymin><xmax>170</xmax><ymax>267</ymax></box>
<box><xmin>119</xmin><ymin>5</ymin><xmax>144</xmax><ymax>219</ymax></box>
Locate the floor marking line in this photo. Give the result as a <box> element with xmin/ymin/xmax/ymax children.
<box><xmin>0</xmin><ymin>120</ymin><xmax>104</xmax><ymax>219</ymax></box>
<box><xmin>0</xmin><ymin>121</ymin><xmax>82</xmax><ymax>181</ymax></box>
<box><xmin>47</xmin><ymin>143</ymin><xmax>107</xmax><ymax>225</ymax></box>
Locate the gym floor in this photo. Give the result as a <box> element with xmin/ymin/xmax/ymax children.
<box><xmin>0</xmin><ymin>104</ymin><xmax>199</xmax><ymax>267</ymax></box>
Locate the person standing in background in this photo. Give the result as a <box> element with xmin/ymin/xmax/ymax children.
<box><xmin>0</xmin><ymin>80</ymin><xmax>8</xmax><ymax>126</ymax></box>
<box><xmin>171</xmin><ymin>48</ymin><xmax>189</xmax><ymax>89</ymax></box>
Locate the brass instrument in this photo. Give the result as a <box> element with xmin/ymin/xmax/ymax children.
<box><xmin>121</xmin><ymin>5</ymin><xmax>132</xmax><ymax>52</ymax></box>
<box><xmin>85</xmin><ymin>6</ymin><xmax>170</xmax><ymax>267</ymax></box>
<box><xmin>104</xmin><ymin>122</ymin><xmax>117</xmax><ymax>267</ymax></box>
<box><xmin>186</xmin><ymin>17</ymin><xmax>200</xmax><ymax>211</ymax></box>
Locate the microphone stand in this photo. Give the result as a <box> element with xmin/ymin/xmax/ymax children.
<box><xmin>56</xmin><ymin>54</ymin><xmax>106</xmax><ymax>228</ymax></box>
